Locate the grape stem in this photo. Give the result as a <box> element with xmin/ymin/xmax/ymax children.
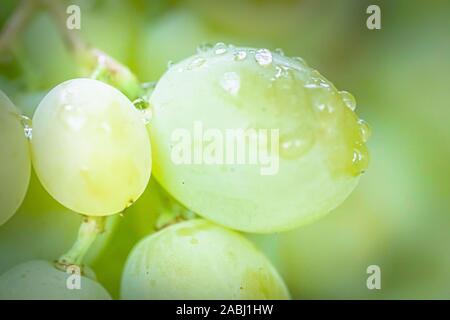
<box><xmin>55</xmin><ymin>215</ymin><xmax>106</xmax><ymax>272</ymax></box>
<box><xmin>40</xmin><ymin>0</ymin><xmax>143</xmax><ymax>99</ymax></box>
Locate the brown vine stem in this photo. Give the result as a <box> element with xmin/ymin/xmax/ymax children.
<box><xmin>0</xmin><ymin>0</ymin><xmax>143</xmax><ymax>100</ymax></box>
<box><xmin>0</xmin><ymin>0</ymin><xmax>38</xmax><ymax>54</ymax></box>
<box><xmin>42</xmin><ymin>0</ymin><xmax>143</xmax><ymax>99</ymax></box>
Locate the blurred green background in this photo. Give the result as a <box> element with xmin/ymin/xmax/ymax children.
<box><xmin>0</xmin><ymin>0</ymin><xmax>449</xmax><ymax>299</ymax></box>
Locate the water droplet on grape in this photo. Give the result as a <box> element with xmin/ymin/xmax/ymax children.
<box><xmin>305</xmin><ymin>70</ymin><xmax>331</xmax><ymax>89</ymax></box>
<box><xmin>187</xmin><ymin>57</ymin><xmax>206</xmax><ymax>70</ymax></box>
<box><xmin>19</xmin><ymin>115</ymin><xmax>33</xmax><ymax>140</ymax></box>
<box><xmin>59</xmin><ymin>104</ymin><xmax>86</xmax><ymax>131</ymax></box>
<box><xmin>274</xmin><ymin>66</ymin><xmax>283</xmax><ymax>79</ymax></box>
<box><xmin>214</xmin><ymin>42</ymin><xmax>227</xmax><ymax>55</ymax></box>
<box><xmin>279</xmin><ymin>132</ymin><xmax>314</xmax><ymax>159</ymax></box>
<box><xmin>292</xmin><ymin>56</ymin><xmax>308</xmax><ymax>67</ymax></box>
<box><xmin>340</xmin><ymin>91</ymin><xmax>356</xmax><ymax>111</ymax></box>
<box><xmin>233</xmin><ymin>50</ymin><xmax>247</xmax><ymax>61</ymax></box>
<box><xmin>133</xmin><ymin>97</ymin><xmax>149</xmax><ymax>110</ymax></box>
<box><xmin>351</xmin><ymin>147</ymin><xmax>369</xmax><ymax>175</ymax></box>
<box><xmin>275</xmin><ymin>48</ymin><xmax>285</xmax><ymax>56</ymax></box>
<box><xmin>358</xmin><ymin>119</ymin><xmax>371</xmax><ymax>142</ymax></box>
<box><xmin>196</xmin><ymin>43</ymin><xmax>213</xmax><ymax>53</ymax></box>
<box><xmin>220</xmin><ymin>72</ymin><xmax>240</xmax><ymax>96</ymax></box>
<box><xmin>255</xmin><ymin>49</ymin><xmax>272</xmax><ymax>66</ymax></box>
<box><xmin>167</xmin><ymin>60</ymin><xmax>174</xmax><ymax>69</ymax></box>
<box><xmin>140</xmin><ymin>108</ymin><xmax>152</xmax><ymax>125</ymax></box>
<box><xmin>309</xmin><ymin>90</ymin><xmax>336</xmax><ymax>114</ymax></box>
<box><xmin>100</xmin><ymin>121</ymin><xmax>112</xmax><ymax>134</ymax></box>
<box><xmin>24</xmin><ymin>126</ymin><xmax>32</xmax><ymax>140</ymax></box>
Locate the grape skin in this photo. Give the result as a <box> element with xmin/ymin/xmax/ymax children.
<box><xmin>121</xmin><ymin>219</ymin><xmax>290</xmax><ymax>300</ymax></box>
<box><xmin>0</xmin><ymin>90</ymin><xmax>31</xmax><ymax>225</ymax></box>
<box><xmin>31</xmin><ymin>78</ymin><xmax>151</xmax><ymax>216</ymax></box>
<box><xmin>0</xmin><ymin>260</ymin><xmax>111</xmax><ymax>300</ymax></box>
<box><xmin>148</xmin><ymin>45</ymin><xmax>370</xmax><ymax>233</ymax></box>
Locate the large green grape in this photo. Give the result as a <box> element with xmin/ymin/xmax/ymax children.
<box><xmin>0</xmin><ymin>260</ymin><xmax>111</xmax><ymax>300</ymax></box>
<box><xmin>0</xmin><ymin>90</ymin><xmax>31</xmax><ymax>225</ymax></box>
<box><xmin>31</xmin><ymin>78</ymin><xmax>151</xmax><ymax>216</ymax></box>
<box><xmin>121</xmin><ymin>219</ymin><xmax>290</xmax><ymax>299</ymax></box>
<box><xmin>148</xmin><ymin>45</ymin><xmax>370</xmax><ymax>233</ymax></box>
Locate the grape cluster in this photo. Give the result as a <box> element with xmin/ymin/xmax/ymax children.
<box><xmin>0</xmin><ymin>44</ymin><xmax>370</xmax><ymax>299</ymax></box>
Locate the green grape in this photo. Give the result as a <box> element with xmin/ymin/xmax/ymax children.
<box><xmin>0</xmin><ymin>260</ymin><xmax>111</xmax><ymax>300</ymax></box>
<box><xmin>148</xmin><ymin>45</ymin><xmax>370</xmax><ymax>233</ymax></box>
<box><xmin>0</xmin><ymin>90</ymin><xmax>31</xmax><ymax>225</ymax></box>
<box><xmin>121</xmin><ymin>219</ymin><xmax>290</xmax><ymax>300</ymax></box>
<box><xmin>31</xmin><ymin>78</ymin><xmax>151</xmax><ymax>216</ymax></box>
<box><xmin>0</xmin><ymin>172</ymin><xmax>117</xmax><ymax>274</ymax></box>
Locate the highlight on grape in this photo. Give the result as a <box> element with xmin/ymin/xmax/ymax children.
<box><xmin>170</xmin><ymin>121</ymin><xmax>280</xmax><ymax>176</ymax></box>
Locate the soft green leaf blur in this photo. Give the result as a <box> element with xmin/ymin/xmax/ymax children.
<box><xmin>0</xmin><ymin>0</ymin><xmax>449</xmax><ymax>299</ymax></box>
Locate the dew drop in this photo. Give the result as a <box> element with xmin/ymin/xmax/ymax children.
<box><xmin>351</xmin><ymin>147</ymin><xmax>369</xmax><ymax>175</ymax></box>
<box><xmin>220</xmin><ymin>72</ymin><xmax>240</xmax><ymax>96</ymax></box>
<box><xmin>214</xmin><ymin>42</ymin><xmax>227</xmax><ymax>55</ymax></box>
<box><xmin>20</xmin><ymin>115</ymin><xmax>33</xmax><ymax>140</ymax></box>
<box><xmin>352</xmin><ymin>148</ymin><xmax>363</xmax><ymax>163</ymax></box>
<box><xmin>279</xmin><ymin>132</ymin><xmax>314</xmax><ymax>159</ymax></box>
<box><xmin>340</xmin><ymin>91</ymin><xmax>356</xmax><ymax>111</ymax></box>
<box><xmin>59</xmin><ymin>104</ymin><xmax>85</xmax><ymax>131</ymax></box>
<box><xmin>292</xmin><ymin>56</ymin><xmax>308</xmax><ymax>67</ymax></box>
<box><xmin>24</xmin><ymin>126</ymin><xmax>32</xmax><ymax>140</ymax></box>
<box><xmin>358</xmin><ymin>119</ymin><xmax>371</xmax><ymax>142</ymax></box>
<box><xmin>305</xmin><ymin>70</ymin><xmax>331</xmax><ymax>89</ymax></box>
<box><xmin>133</xmin><ymin>97</ymin><xmax>149</xmax><ymax>110</ymax></box>
<box><xmin>255</xmin><ymin>49</ymin><xmax>272</xmax><ymax>66</ymax></box>
<box><xmin>233</xmin><ymin>50</ymin><xmax>247</xmax><ymax>61</ymax></box>
<box><xmin>100</xmin><ymin>121</ymin><xmax>112</xmax><ymax>134</ymax></box>
<box><xmin>196</xmin><ymin>43</ymin><xmax>213</xmax><ymax>53</ymax></box>
<box><xmin>187</xmin><ymin>57</ymin><xmax>206</xmax><ymax>70</ymax></box>
<box><xmin>274</xmin><ymin>66</ymin><xmax>283</xmax><ymax>79</ymax></box>
<box><xmin>275</xmin><ymin>48</ymin><xmax>285</xmax><ymax>56</ymax></box>
<box><xmin>141</xmin><ymin>108</ymin><xmax>152</xmax><ymax>125</ymax></box>
<box><xmin>309</xmin><ymin>91</ymin><xmax>335</xmax><ymax>114</ymax></box>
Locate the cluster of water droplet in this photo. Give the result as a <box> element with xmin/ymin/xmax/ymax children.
<box><xmin>172</xmin><ymin>43</ymin><xmax>370</xmax><ymax>177</ymax></box>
